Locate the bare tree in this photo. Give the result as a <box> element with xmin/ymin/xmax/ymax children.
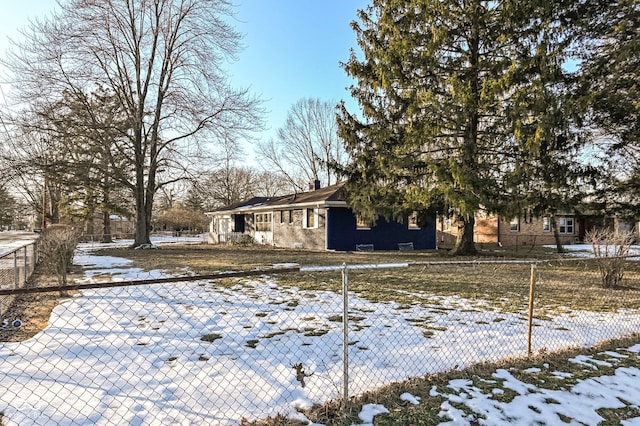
<box><xmin>201</xmin><ymin>167</ymin><xmax>257</xmax><ymax>208</ymax></box>
<box><xmin>257</xmin><ymin>98</ymin><xmax>345</xmax><ymax>191</ymax></box>
<box><xmin>2</xmin><ymin>0</ymin><xmax>263</xmax><ymax>247</ymax></box>
<box><xmin>252</xmin><ymin>171</ymin><xmax>290</xmax><ymax>198</ymax></box>
<box><xmin>155</xmin><ymin>181</ymin><xmax>190</xmax><ymax>212</ymax></box>
<box><xmin>191</xmin><ymin>131</ymin><xmax>289</xmax><ymax>208</ymax></box>
<box><xmin>155</xmin><ymin>203</ymin><xmax>208</xmax><ymax>233</ymax></box>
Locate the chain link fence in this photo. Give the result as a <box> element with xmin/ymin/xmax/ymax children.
<box><xmin>0</xmin><ymin>241</ymin><xmax>39</xmax><ymax>318</ymax></box>
<box><xmin>0</xmin><ymin>248</ymin><xmax>638</xmax><ymax>425</ymax></box>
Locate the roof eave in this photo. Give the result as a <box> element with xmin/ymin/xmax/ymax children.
<box><xmin>206</xmin><ymin>200</ymin><xmax>348</xmax><ymax>215</ymax></box>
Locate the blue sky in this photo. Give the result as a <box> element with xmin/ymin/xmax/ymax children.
<box><xmin>0</xmin><ymin>1</ymin><xmax>368</xmax><ymax>152</ymax></box>
<box><xmin>230</xmin><ymin>1</ymin><xmax>368</xmax><ymax>143</ymax></box>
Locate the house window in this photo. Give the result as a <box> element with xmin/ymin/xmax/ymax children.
<box><xmin>288</xmin><ymin>210</ymin><xmax>293</xmax><ymax>224</ymax></box>
<box><xmin>543</xmin><ymin>217</ymin><xmax>551</xmax><ymax>232</ymax></box>
<box><xmin>509</xmin><ymin>217</ymin><xmax>519</xmax><ymax>232</ymax></box>
<box><xmin>356</xmin><ymin>215</ymin><xmax>372</xmax><ymax>230</ymax></box>
<box><xmin>408</xmin><ymin>212</ymin><xmax>420</xmax><ymax>230</ymax></box>
<box><xmin>559</xmin><ymin>217</ymin><xmax>574</xmax><ymax>234</ymax></box>
<box><xmin>279</xmin><ymin>211</ymin><xmax>285</xmax><ymax>224</ymax></box>
<box><xmin>255</xmin><ymin>213</ymin><xmax>272</xmax><ymax>232</ymax></box>
<box><xmin>304</xmin><ymin>208</ymin><xmax>318</xmax><ymax>229</ymax></box>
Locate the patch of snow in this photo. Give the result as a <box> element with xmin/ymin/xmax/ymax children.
<box><xmin>569</xmin><ymin>355</ymin><xmax>613</xmax><ymax>369</ymax></box>
<box><xmin>628</xmin><ymin>344</ymin><xmax>640</xmax><ymax>353</ymax></box>
<box><xmin>437</xmin><ymin>351</ymin><xmax>640</xmax><ymax>426</ymax></box>
<box><xmin>291</xmin><ymin>398</ymin><xmax>314</xmax><ymax>410</ymax></box>
<box><xmin>272</xmin><ymin>263</ymin><xmax>300</xmax><ymax>268</ymax></box>
<box><xmin>603</xmin><ymin>351</ymin><xmax>629</xmax><ymax>359</ymax></box>
<box><xmin>552</xmin><ymin>371</ymin><xmax>574</xmax><ymax>379</ymax></box>
<box><xmin>356</xmin><ymin>404</ymin><xmax>389</xmax><ymax>424</ymax></box>
<box><xmin>133</xmin><ymin>243</ymin><xmax>159</xmax><ymax>250</ymax></box>
<box><xmin>555</xmin><ymin>244</ymin><xmax>640</xmax><ymax>258</ymax></box>
<box><xmin>400</xmin><ymin>392</ymin><xmax>420</xmax><ymax>405</ymax></box>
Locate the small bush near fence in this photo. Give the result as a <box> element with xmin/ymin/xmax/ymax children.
<box><xmin>39</xmin><ymin>225</ymin><xmax>81</xmax><ymax>287</ymax></box>
<box><xmin>586</xmin><ymin>228</ymin><xmax>635</xmax><ymax>288</ymax></box>
<box><xmin>0</xmin><ymin>245</ymin><xmax>638</xmax><ymax>425</ymax></box>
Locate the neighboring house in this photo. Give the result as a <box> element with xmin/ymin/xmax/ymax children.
<box><xmin>437</xmin><ymin>210</ymin><xmax>637</xmax><ymax>249</ymax></box>
<box><xmin>206</xmin><ymin>182</ymin><xmax>436</xmax><ymax>251</ymax></box>
<box><xmin>437</xmin><ymin>212</ymin><xmax>583</xmax><ymax>249</ymax></box>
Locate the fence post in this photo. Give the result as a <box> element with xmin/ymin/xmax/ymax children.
<box><xmin>527</xmin><ymin>263</ymin><xmax>537</xmax><ymax>357</ymax></box>
<box><xmin>31</xmin><ymin>242</ymin><xmax>36</xmax><ymax>273</ymax></box>
<box><xmin>13</xmin><ymin>250</ymin><xmax>18</xmax><ymax>289</ymax></box>
<box><xmin>30</xmin><ymin>242</ymin><xmax>36</xmax><ymax>274</ymax></box>
<box><xmin>23</xmin><ymin>246</ymin><xmax>28</xmax><ymax>282</ymax></box>
<box><xmin>341</xmin><ymin>262</ymin><xmax>349</xmax><ymax>413</ymax></box>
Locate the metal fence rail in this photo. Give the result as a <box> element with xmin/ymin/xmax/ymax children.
<box><xmin>0</xmin><ymin>254</ymin><xmax>638</xmax><ymax>425</ymax></box>
<box><xmin>0</xmin><ymin>241</ymin><xmax>39</xmax><ymax>318</ymax></box>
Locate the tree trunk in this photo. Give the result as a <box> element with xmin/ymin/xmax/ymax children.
<box><xmin>101</xmin><ymin>210</ymin><xmax>112</xmax><ymax>243</ymax></box>
<box><xmin>133</xmin><ymin>171</ymin><xmax>151</xmax><ymax>247</ymax></box>
<box><xmin>85</xmin><ymin>208</ymin><xmax>95</xmax><ymax>239</ymax></box>
<box><xmin>450</xmin><ymin>15</ymin><xmax>480</xmax><ymax>259</ymax></box>
<box><xmin>47</xmin><ymin>185</ymin><xmax>61</xmax><ymax>224</ymax></box>
<box><xmin>550</xmin><ymin>214</ymin><xmax>565</xmax><ymax>253</ymax></box>
<box><xmin>451</xmin><ymin>215</ymin><xmax>478</xmax><ymax>256</ymax></box>
<box><xmin>133</xmin><ymin>127</ymin><xmax>152</xmax><ymax>247</ymax></box>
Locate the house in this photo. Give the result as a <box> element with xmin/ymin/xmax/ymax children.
<box><xmin>206</xmin><ymin>182</ymin><xmax>436</xmax><ymax>251</ymax></box>
<box><xmin>436</xmin><ymin>209</ymin><xmax>635</xmax><ymax>249</ymax></box>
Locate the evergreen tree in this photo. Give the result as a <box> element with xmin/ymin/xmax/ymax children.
<box><xmin>578</xmin><ymin>0</ymin><xmax>640</xmax><ymax>220</ymax></box>
<box><xmin>580</xmin><ymin>0</ymin><xmax>640</xmax><ymax>146</ymax></box>
<box><xmin>501</xmin><ymin>2</ymin><xmax>591</xmax><ymax>253</ymax></box>
<box><xmin>43</xmin><ymin>88</ymin><xmax>133</xmax><ymax>242</ymax></box>
<box><xmin>338</xmin><ymin>0</ymin><xmax>577</xmax><ymax>255</ymax></box>
<box><xmin>183</xmin><ymin>184</ymin><xmax>206</xmax><ymax>213</ymax></box>
<box><xmin>0</xmin><ymin>185</ymin><xmax>16</xmax><ymax>228</ymax></box>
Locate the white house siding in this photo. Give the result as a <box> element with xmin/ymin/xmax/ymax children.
<box><xmin>208</xmin><ymin>215</ymin><xmax>233</xmax><ymax>244</ymax></box>
<box><xmin>254</xmin><ymin>231</ymin><xmax>274</xmax><ymax>245</ymax></box>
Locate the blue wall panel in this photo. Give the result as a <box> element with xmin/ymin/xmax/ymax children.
<box><xmin>326</xmin><ymin>208</ymin><xmax>436</xmax><ymax>251</ymax></box>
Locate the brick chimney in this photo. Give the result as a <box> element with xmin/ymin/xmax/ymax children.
<box><xmin>308</xmin><ymin>179</ymin><xmax>321</xmax><ymax>191</ymax></box>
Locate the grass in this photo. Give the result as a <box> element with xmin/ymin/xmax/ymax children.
<box><xmin>294</xmin><ymin>334</ymin><xmax>640</xmax><ymax>426</ymax></box>
<box><xmin>201</xmin><ymin>333</ymin><xmax>223</xmax><ymax>342</ymax></box>
<box><xmin>91</xmin><ymin>243</ymin><xmax>640</xmax><ymax>314</ymax></box>
<box><xmin>238</xmin><ymin>334</ymin><xmax>640</xmax><ymax>425</ymax></box>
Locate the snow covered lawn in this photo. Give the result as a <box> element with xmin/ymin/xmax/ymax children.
<box><xmin>0</xmin><ymin>239</ymin><xmax>638</xmax><ymax>425</ymax></box>
<box><xmin>431</xmin><ymin>345</ymin><xmax>640</xmax><ymax>426</ymax></box>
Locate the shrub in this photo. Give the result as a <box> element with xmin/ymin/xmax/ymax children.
<box><xmin>39</xmin><ymin>225</ymin><xmax>81</xmax><ymax>287</ymax></box>
<box><xmin>586</xmin><ymin>228</ymin><xmax>635</xmax><ymax>288</ymax></box>
<box><xmin>229</xmin><ymin>234</ymin><xmax>254</xmax><ymax>246</ymax></box>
